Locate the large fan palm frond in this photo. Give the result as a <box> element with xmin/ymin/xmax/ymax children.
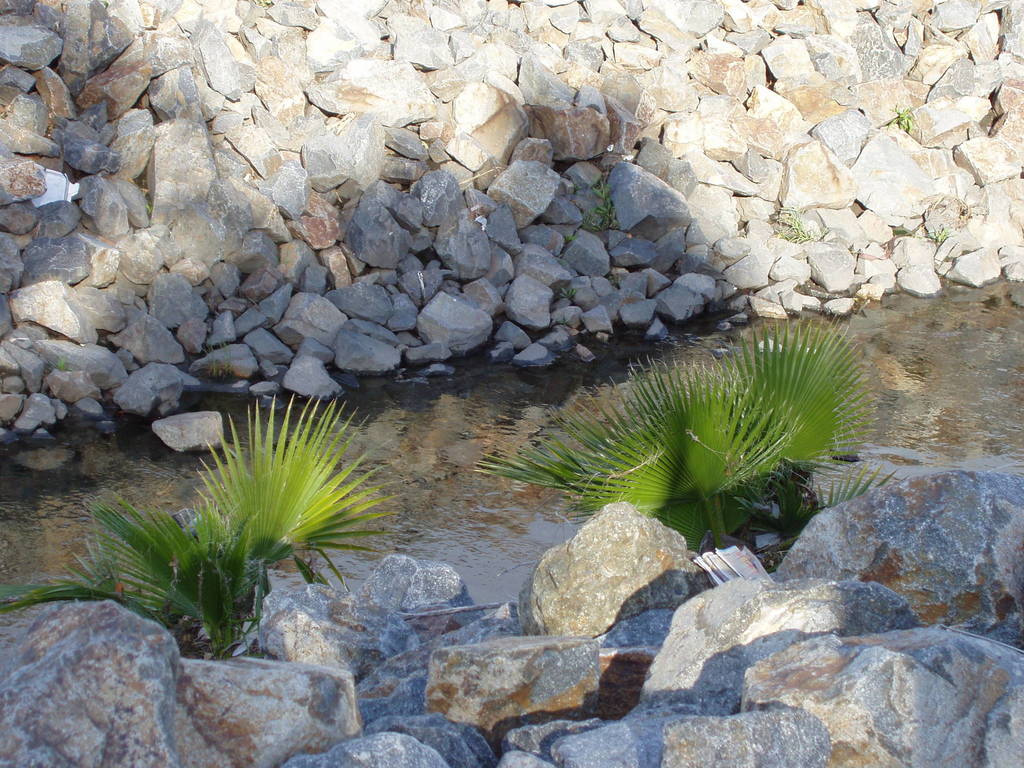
<box><xmin>198</xmin><ymin>398</ymin><xmax>391</xmax><ymax>584</ymax></box>
<box><xmin>0</xmin><ymin>398</ymin><xmax>390</xmax><ymax>658</ymax></box>
<box><xmin>480</xmin><ymin>322</ymin><xmax>876</xmax><ymax>548</ymax></box>
<box><xmin>730</xmin><ymin>322</ymin><xmax>872</xmax><ymax>465</ymax></box>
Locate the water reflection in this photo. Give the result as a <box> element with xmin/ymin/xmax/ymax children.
<box><xmin>1</xmin><ymin>285</ymin><xmax>1022</xmax><ymax>657</ymax></box>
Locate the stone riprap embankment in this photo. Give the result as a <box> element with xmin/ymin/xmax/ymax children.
<box><xmin>1</xmin><ymin>0</ymin><xmax>1024</xmax><ymax>442</ymax></box>
<box><xmin>2</xmin><ymin>470</ymin><xmax>1023</xmax><ymax>767</ymax></box>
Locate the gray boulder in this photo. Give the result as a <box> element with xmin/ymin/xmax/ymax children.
<box><xmin>413</xmin><ymin>170</ymin><xmax>463</xmax><ymax>227</ymax></box>
<box><xmin>329</xmin><ymin>283</ymin><xmax>393</xmax><ymax>326</ymax></box>
<box><xmin>275</xmin><ymin>293</ymin><xmax>347</xmax><ymax>348</ymax></box>
<box><xmin>110</xmin><ymin>315</ymin><xmax>185</xmax><ymax>365</ymax></box>
<box><xmin>563</xmin><ymin>231</ymin><xmax>610</xmax><ymax>277</ymax></box>
<box><xmin>33</xmin><ymin>340</ymin><xmax>127</xmax><ymax>389</ymax></box>
<box><xmin>20</xmin><ymin>237</ymin><xmax>91</xmax><ymax>285</ymax></box>
<box><xmin>283</xmin><ymin>732</ymin><xmax>449</xmax><ymax>768</ymax></box>
<box><xmin>505</xmin><ymin>275</ymin><xmax>553</xmax><ymax>332</ymax></box>
<box><xmin>358</xmin><ymin>555</ymin><xmax>471</xmax><ymax>614</ymax></box>
<box><xmin>333</xmin><ymin>329</ymin><xmax>401</xmax><ymax>375</ymax></box>
<box><xmin>641</xmin><ymin>579</ymin><xmax>919</xmax><ymax>715</ymax></box>
<box><xmin>519</xmin><ymin>502</ymin><xmax>707</xmax><ymax>638</ymax></box>
<box><xmin>283</xmin><ymin>355</ymin><xmax>343</xmax><ymax>399</ymax></box>
<box><xmin>487</xmin><ymin>161</ymin><xmax>561</xmax><ymax>228</ymax></box>
<box><xmin>151</xmin><ymin>412</ymin><xmax>223</xmax><ymax>452</ymax></box>
<box><xmin>365</xmin><ymin>714</ymin><xmax>495</xmax><ymax>768</ymax></box>
<box><xmin>777</xmin><ymin>471</ymin><xmax>1024</xmax><ymax>645</ymax></box>
<box><xmin>113</xmin><ymin>363</ymin><xmax>190</xmax><ymax>417</ymax></box>
<box><xmin>0</xmin><ymin>25</ymin><xmax>63</xmax><ymax>70</ymax></box>
<box><xmin>346</xmin><ymin>195</ymin><xmax>412</xmax><ymax>269</ymax></box>
<box><xmin>259</xmin><ymin>583</ymin><xmax>417</xmax><ymax>679</ymax></box>
<box><xmin>0</xmin><ymin>601</ymin><xmax>180</xmax><ymax>767</ymax></box>
<box><xmin>436</xmin><ymin>217</ymin><xmax>491</xmax><ymax>281</ymax></box>
<box><xmin>608</xmin><ymin>162</ymin><xmax>691</xmax><ymax>240</ymax></box>
<box><xmin>417</xmin><ymin>293</ymin><xmax>492</xmax><ymax>356</ymax></box>
<box><xmin>189</xmin><ymin>345</ymin><xmax>259</xmax><ymax>379</ymax></box>
<box><xmin>148</xmin><ymin>274</ymin><xmax>208</xmax><ymax>330</ymax></box>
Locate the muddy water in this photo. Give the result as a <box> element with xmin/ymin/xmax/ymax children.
<box><xmin>1</xmin><ymin>284</ymin><xmax>1022</xmax><ymax>657</ymax></box>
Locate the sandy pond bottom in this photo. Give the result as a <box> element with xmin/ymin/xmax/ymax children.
<box><xmin>1</xmin><ymin>284</ymin><xmax>1022</xmax><ymax>660</ymax></box>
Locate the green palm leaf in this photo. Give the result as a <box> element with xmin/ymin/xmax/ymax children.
<box><xmin>480</xmin><ymin>322</ymin><xmax>877</xmax><ymax>549</ymax></box>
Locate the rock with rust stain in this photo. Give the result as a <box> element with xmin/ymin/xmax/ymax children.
<box><xmin>519</xmin><ymin>502</ymin><xmax>707</xmax><ymax>638</ymax></box>
<box><xmin>777</xmin><ymin>471</ymin><xmax>1024</xmax><ymax>645</ymax></box>
<box><xmin>175</xmin><ymin>657</ymin><xmax>361</xmax><ymax>768</ymax></box>
<box><xmin>598</xmin><ymin>646</ymin><xmax>657</xmax><ymax>719</ymax></box>
<box><xmin>640</xmin><ymin>578</ymin><xmax>919</xmax><ymax>716</ymax></box>
<box><xmin>743</xmin><ymin>627</ymin><xmax>1024</xmax><ymax>767</ymax></box>
<box><xmin>425</xmin><ymin>636</ymin><xmax>600</xmax><ymax>745</ymax></box>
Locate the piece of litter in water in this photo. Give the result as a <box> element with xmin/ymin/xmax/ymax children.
<box><xmin>31</xmin><ymin>169</ymin><xmax>79</xmax><ymax>207</ymax></box>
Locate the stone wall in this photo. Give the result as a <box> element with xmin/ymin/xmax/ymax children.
<box><xmin>1</xmin><ymin>0</ymin><xmax>1023</xmax><ymax>438</ymax></box>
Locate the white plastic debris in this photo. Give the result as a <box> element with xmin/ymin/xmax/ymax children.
<box><xmin>31</xmin><ymin>169</ymin><xmax>79</xmax><ymax>207</ymax></box>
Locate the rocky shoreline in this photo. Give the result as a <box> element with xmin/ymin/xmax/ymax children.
<box><xmin>1</xmin><ymin>470</ymin><xmax>1022</xmax><ymax>766</ymax></box>
<box><xmin>1</xmin><ymin>0</ymin><xmax>1023</xmax><ymax>444</ymax></box>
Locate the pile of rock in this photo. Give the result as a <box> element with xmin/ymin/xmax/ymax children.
<box><xmin>2</xmin><ymin>470</ymin><xmax>1022</xmax><ymax>766</ymax></box>
<box><xmin>2</xmin><ymin>0</ymin><xmax>1024</xmax><ymax>441</ymax></box>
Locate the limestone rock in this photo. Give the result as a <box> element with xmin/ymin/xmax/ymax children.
<box><xmin>777</xmin><ymin>471</ymin><xmax>1024</xmax><ymax>644</ymax></box>
<box><xmin>426</xmin><ymin>636</ymin><xmax>600</xmax><ymax>744</ymax></box>
<box><xmin>641</xmin><ymin>579</ymin><xmax>919</xmax><ymax>715</ymax></box>
<box><xmin>151</xmin><ymin>411</ymin><xmax>223</xmax><ymax>452</ymax></box>
<box><xmin>307</xmin><ymin>58</ymin><xmax>437</xmax><ymax>128</ymax></box>
<box><xmin>780</xmin><ymin>140</ymin><xmax>857</xmax><ymax>210</ymax></box>
<box><xmin>10</xmin><ymin>281</ymin><xmax>97</xmax><ymax>344</ymax></box>
<box><xmin>851</xmin><ymin>135</ymin><xmax>937</xmax><ymax>222</ymax></box>
<box><xmin>519</xmin><ymin>502</ymin><xmax>707</xmax><ymax>638</ymax></box>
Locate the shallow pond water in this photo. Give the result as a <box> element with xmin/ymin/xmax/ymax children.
<box><xmin>1</xmin><ymin>284</ymin><xmax>1022</xmax><ymax>659</ymax></box>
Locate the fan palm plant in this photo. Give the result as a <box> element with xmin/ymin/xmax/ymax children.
<box><xmin>479</xmin><ymin>322</ymin><xmax>885</xmax><ymax>549</ymax></box>
<box><xmin>0</xmin><ymin>399</ymin><xmax>389</xmax><ymax>658</ymax></box>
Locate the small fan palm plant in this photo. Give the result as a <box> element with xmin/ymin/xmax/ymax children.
<box><xmin>479</xmin><ymin>323</ymin><xmax>886</xmax><ymax>549</ymax></box>
<box><xmin>0</xmin><ymin>399</ymin><xmax>389</xmax><ymax>658</ymax></box>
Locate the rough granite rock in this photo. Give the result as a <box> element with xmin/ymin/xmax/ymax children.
<box><xmin>777</xmin><ymin>471</ymin><xmax>1024</xmax><ymax>645</ymax></box>
<box><xmin>426</xmin><ymin>635</ymin><xmax>600</xmax><ymax>745</ymax></box>
<box><xmin>488</xmin><ymin>161</ymin><xmax>562</xmax><ymax>228</ymax></box>
<box><xmin>175</xmin><ymin>657</ymin><xmax>361</xmax><ymax>768</ymax></box>
<box><xmin>0</xmin><ymin>601</ymin><xmax>180</xmax><ymax>767</ymax></box>
<box><xmin>608</xmin><ymin>162</ymin><xmax>691</xmax><ymax>240</ymax></box>
<box><xmin>641</xmin><ymin>578</ymin><xmax>919</xmax><ymax>715</ymax></box>
<box><xmin>661</xmin><ymin>709</ymin><xmax>831</xmax><ymax>768</ymax></box>
<box><xmin>364</xmin><ymin>714</ymin><xmax>495</xmax><ymax>768</ymax></box>
<box><xmin>282</xmin><ymin>732</ymin><xmax>449</xmax><ymax>768</ymax></box>
<box><xmin>519</xmin><ymin>502</ymin><xmax>707</xmax><ymax>637</ymax></box>
<box><xmin>743</xmin><ymin>627</ymin><xmax>1024</xmax><ymax>767</ymax></box>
